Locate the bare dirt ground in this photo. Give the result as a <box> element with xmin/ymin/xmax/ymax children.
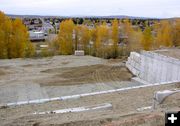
<box><xmin>0</xmin><ymin>69</ymin><xmax>5</xmax><ymax>76</ymax></box>
<box><xmin>0</xmin><ymin>83</ymin><xmax>179</xmax><ymax>126</ymax></box>
<box><xmin>0</xmin><ymin>55</ymin><xmax>179</xmax><ymax>126</ymax></box>
<box><xmin>0</xmin><ymin>56</ymin><xmax>136</xmax><ymax>104</ymax></box>
<box><xmin>0</xmin><ymin>66</ymin><xmax>11</xmax><ymax>76</ymax></box>
<box><xmin>39</xmin><ymin>64</ymin><xmax>132</xmax><ymax>86</ymax></box>
<box><xmin>0</xmin><ymin>55</ymin><xmax>131</xmax><ymax>87</ymax></box>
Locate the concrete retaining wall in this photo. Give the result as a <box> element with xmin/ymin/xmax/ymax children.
<box><xmin>126</xmin><ymin>52</ymin><xmax>141</xmax><ymax>76</ymax></box>
<box><xmin>126</xmin><ymin>51</ymin><xmax>180</xmax><ymax>84</ymax></box>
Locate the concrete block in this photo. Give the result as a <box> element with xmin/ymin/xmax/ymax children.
<box><xmin>154</xmin><ymin>89</ymin><xmax>180</xmax><ymax>104</ymax></box>
<box><xmin>74</xmin><ymin>50</ymin><xmax>85</xmax><ymax>56</ymax></box>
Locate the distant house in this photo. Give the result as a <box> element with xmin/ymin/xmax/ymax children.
<box><xmin>43</xmin><ymin>23</ymin><xmax>55</xmax><ymax>34</ymax></box>
<box><xmin>28</xmin><ymin>25</ymin><xmax>35</xmax><ymax>30</ymax></box>
<box><xmin>24</xmin><ymin>20</ymin><xmax>31</xmax><ymax>25</ymax></box>
<box><xmin>29</xmin><ymin>31</ymin><xmax>45</xmax><ymax>41</ymax></box>
<box><xmin>34</xmin><ymin>19</ymin><xmax>39</xmax><ymax>24</ymax></box>
<box><xmin>55</xmin><ymin>22</ymin><xmax>60</xmax><ymax>29</ymax></box>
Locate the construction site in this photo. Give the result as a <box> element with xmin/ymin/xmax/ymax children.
<box><xmin>0</xmin><ymin>49</ymin><xmax>180</xmax><ymax>126</ymax></box>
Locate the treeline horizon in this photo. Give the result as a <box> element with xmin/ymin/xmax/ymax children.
<box><xmin>7</xmin><ymin>13</ymin><xmax>179</xmax><ymax>19</ymax></box>
<box><xmin>47</xmin><ymin>18</ymin><xmax>180</xmax><ymax>58</ymax></box>
<box><xmin>0</xmin><ymin>11</ymin><xmax>180</xmax><ymax>59</ymax></box>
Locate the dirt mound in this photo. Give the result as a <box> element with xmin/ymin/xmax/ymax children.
<box><xmin>40</xmin><ymin>64</ymin><xmax>133</xmax><ymax>86</ymax></box>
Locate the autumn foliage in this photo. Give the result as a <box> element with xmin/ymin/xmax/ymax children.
<box><xmin>0</xmin><ymin>11</ymin><xmax>35</xmax><ymax>59</ymax></box>
<box><xmin>141</xmin><ymin>25</ymin><xmax>153</xmax><ymax>51</ymax></box>
<box><xmin>155</xmin><ymin>20</ymin><xmax>173</xmax><ymax>47</ymax></box>
<box><xmin>52</xmin><ymin>18</ymin><xmax>179</xmax><ymax>58</ymax></box>
<box><xmin>58</xmin><ymin>19</ymin><xmax>75</xmax><ymax>55</ymax></box>
<box><xmin>1</xmin><ymin>10</ymin><xmax>179</xmax><ymax>59</ymax></box>
<box><xmin>111</xmin><ymin>19</ymin><xmax>119</xmax><ymax>57</ymax></box>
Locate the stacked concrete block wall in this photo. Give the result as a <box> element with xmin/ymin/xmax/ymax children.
<box><xmin>126</xmin><ymin>52</ymin><xmax>141</xmax><ymax>76</ymax></box>
<box><xmin>126</xmin><ymin>51</ymin><xmax>180</xmax><ymax>84</ymax></box>
<box><xmin>140</xmin><ymin>51</ymin><xmax>180</xmax><ymax>83</ymax></box>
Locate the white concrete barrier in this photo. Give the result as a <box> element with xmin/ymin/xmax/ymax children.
<box><xmin>40</xmin><ymin>45</ymin><xmax>48</xmax><ymax>48</ymax></box>
<box><xmin>74</xmin><ymin>50</ymin><xmax>85</xmax><ymax>56</ymax></box>
<box><xmin>154</xmin><ymin>89</ymin><xmax>180</xmax><ymax>104</ymax></box>
<box><xmin>152</xmin><ymin>89</ymin><xmax>180</xmax><ymax>110</ymax></box>
<box><xmin>126</xmin><ymin>51</ymin><xmax>180</xmax><ymax>84</ymax></box>
<box><xmin>33</xmin><ymin>103</ymin><xmax>112</xmax><ymax>115</ymax></box>
<box><xmin>5</xmin><ymin>81</ymin><xmax>179</xmax><ymax>107</ymax></box>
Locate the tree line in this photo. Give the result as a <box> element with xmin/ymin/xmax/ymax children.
<box><xmin>50</xmin><ymin>18</ymin><xmax>180</xmax><ymax>59</ymax></box>
<box><xmin>0</xmin><ymin>12</ymin><xmax>35</xmax><ymax>59</ymax></box>
<box><xmin>0</xmin><ymin>10</ymin><xmax>180</xmax><ymax>59</ymax></box>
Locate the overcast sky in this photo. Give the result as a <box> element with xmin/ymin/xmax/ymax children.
<box><xmin>0</xmin><ymin>0</ymin><xmax>180</xmax><ymax>18</ymax></box>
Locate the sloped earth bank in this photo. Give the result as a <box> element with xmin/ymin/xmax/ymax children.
<box><xmin>0</xmin><ymin>83</ymin><xmax>179</xmax><ymax>126</ymax></box>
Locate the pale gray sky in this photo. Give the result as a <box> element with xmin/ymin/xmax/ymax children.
<box><xmin>0</xmin><ymin>0</ymin><xmax>180</xmax><ymax>18</ymax></box>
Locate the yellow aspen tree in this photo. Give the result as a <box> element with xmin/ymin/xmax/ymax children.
<box><xmin>25</xmin><ymin>41</ymin><xmax>35</xmax><ymax>57</ymax></box>
<box><xmin>123</xmin><ymin>19</ymin><xmax>135</xmax><ymax>51</ymax></box>
<box><xmin>141</xmin><ymin>25</ymin><xmax>153</xmax><ymax>51</ymax></box>
<box><xmin>81</xmin><ymin>25</ymin><xmax>91</xmax><ymax>54</ymax></box>
<box><xmin>74</xmin><ymin>25</ymin><xmax>81</xmax><ymax>50</ymax></box>
<box><xmin>112</xmin><ymin>19</ymin><xmax>119</xmax><ymax>57</ymax></box>
<box><xmin>124</xmin><ymin>19</ymin><xmax>133</xmax><ymax>35</ymax></box>
<box><xmin>25</xmin><ymin>30</ymin><xmax>35</xmax><ymax>58</ymax></box>
<box><xmin>95</xmin><ymin>26</ymin><xmax>101</xmax><ymax>56</ymax></box>
<box><xmin>156</xmin><ymin>20</ymin><xmax>173</xmax><ymax>47</ymax></box>
<box><xmin>172</xmin><ymin>19</ymin><xmax>180</xmax><ymax>46</ymax></box>
<box><xmin>0</xmin><ymin>11</ymin><xmax>35</xmax><ymax>59</ymax></box>
<box><xmin>95</xmin><ymin>22</ymin><xmax>109</xmax><ymax>57</ymax></box>
<box><xmin>129</xmin><ymin>28</ymin><xmax>143</xmax><ymax>51</ymax></box>
<box><xmin>90</xmin><ymin>28</ymin><xmax>97</xmax><ymax>48</ymax></box>
<box><xmin>11</xmin><ymin>19</ymin><xmax>24</xmax><ymax>58</ymax></box>
<box><xmin>0</xmin><ymin>11</ymin><xmax>12</xmax><ymax>58</ymax></box>
<box><xmin>89</xmin><ymin>28</ymin><xmax>97</xmax><ymax>56</ymax></box>
<box><xmin>11</xmin><ymin>18</ymin><xmax>32</xmax><ymax>58</ymax></box>
<box><xmin>0</xmin><ymin>11</ymin><xmax>7</xmax><ymax>58</ymax></box>
<box><xmin>152</xmin><ymin>21</ymin><xmax>160</xmax><ymax>48</ymax></box>
<box><xmin>153</xmin><ymin>21</ymin><xmax>160</xmax><ymax>33</ymax></box>
<box><xmin>58</xmin><ymin>19</ymin><xmax>75</xmax><ymax>55</ymax></box>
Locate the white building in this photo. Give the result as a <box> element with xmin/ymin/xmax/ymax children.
<box><xmin>29</xmin><ymin>31</ymin><xmax>45</xmax><ymax>41</ymax></box>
